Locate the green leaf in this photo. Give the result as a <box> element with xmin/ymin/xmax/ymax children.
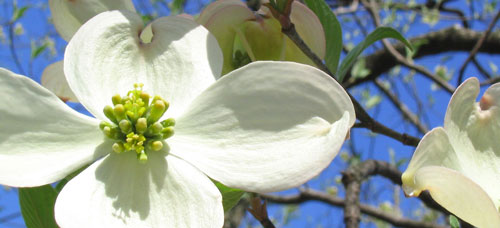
<box><xmin>304</xmin><ymin>0</ymin><xmax>342</xmax><ymax>73</ymax></box>
<box><xmin>337</xmin><ymin>27</ymin><xmax>413</xmax><ymax>82</ymax></box>
<box><xmin>169</xmin><ymin>0</ymin><xmax>185</xmax><ymax>14</ymax></box>
<box><xmin>30</xmin><ymin>43</ymin><xmax>47</xmax><ymax>59</ymax></box>
<box><xmin>19</xmin><ymin>185</ymin><xmax>58</xmax><ymax>228</ymax></box>
<box><xmin>215</xmin><ymin>182</ymin><xmax>245</xmax><ymax>212</ymax></box>
<box><xmin>12</xmin><ymin>6</ymin><xmax>29</xmax><ymax>21</ymax></box>
<box><xmin>449</xmin><ymin>215</ymin><xmax>460</xmax><ymax>228</ymax></box>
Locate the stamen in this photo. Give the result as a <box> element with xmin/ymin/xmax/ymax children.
<box><xmin>99</xmin><ymin>84</ymin><xmax>175</xmax><ymax>163</ymax></box>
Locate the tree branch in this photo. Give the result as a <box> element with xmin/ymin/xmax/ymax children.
<box><xmin>344</xmin><ymin>26</ymin><xmax>500</xmax><ymax>88</ymax></box>
<box><xmin>457</xmin><ymin>9</ymin><xmax>500</xmax><ymax>86</ymax></box>
<box><xmin>280</xmin><ymin>17</ymin><xmax>421</xmax><ymax>147</ymax></box>
<box><xmin>374</xmin><ymin>79</ymin><xmax>429</xmax><ymax>134</ymax></box>
<box><xmin>262</xmin><ymin>188</ymin><xmax>447</xmax><ymax>228</ymax></box>
<box><xmin>362</xmin><ymin>0</ymin><xmax>456</xmax><ymax>94</ymax></box>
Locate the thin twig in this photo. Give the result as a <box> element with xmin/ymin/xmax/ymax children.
<box><xmin>362</xmin><ymin>0</ymin><xmax>456</xmax><ymax>94</ymax></box>
<box><xmin>279</xmin><ymin>14</ymin><xmax>420</xmax><ymax>147</ymax></box>
<box><xmin>374</xmin><ymin>79</ymin><xmax>428</xmax><ymax>134</ymax></box>
<box><xmin>457</xmin><ymin>9</ymin><xmax>500</xmax><ymax>86</ymax></box>
<box><xmin>248</xmin><ymin>196</ymin><xmax>275</xmax><ymax>228</ymax></box>
<box><xmin>472</xmin><ymin>58</ymin><xmax>493</xmax><ymax>79</ymax></box>
<box><xmin>340</xmin><ymin>160</ymin><xmax>450</xmax><ymax>227</ymax></box>
<box><xmin>0</xmin><ymin>212</ymin><xmax>21</xmax><ymax>223</ymax></box>
<box><xmin>262</xmin><ymin>188</ymin><xmax>447</xmax><ymax>228</ymax></box>
<box><xmin>7</xmin><ymin>21</ymin><xmax>25</xmax><ymax>75</ymax></box>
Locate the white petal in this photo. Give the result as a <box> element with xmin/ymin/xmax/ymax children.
<box><xmin>0</xmin><ymin>68</ymin><xmax>109</xmax><ymax>187</ymax></box>
<box><xmin>441</xmin><ymin>78</ymin><xmax>500</xmax><ymax>209</ymax></box>
<box><xmin>171</xmin><ymin>61</ymin><xmax>355</xmax><ymax>193</ymax></box>
<box><xmin>444</xmin><ymin>77</ymin><xmax>479</xmax><ymax>131</ymax></box>
<box><xmin>287</xmin><ymin>1</ymin><xmax>326</xmax><ymax>59</ymax></box>
<box><xmin>41</xmin><ymin>61</ymin><xmax>78</xmax><ymax>102</ymax></box>
<box><xmin>197</xmin><ymin>0</ymin><xmax>247</xmax><ymax>25</ymax></box>
<box><xmin>402</xmin><ymin>127</ymin><xmax>460</xmax><ymax>195</ymax></box>
<box><xmin>410</xmin><ymin>166</ymin><xmax>500</xmax><ymax>228</ymax></box>
<box><xmin>197</xmin><ymin>0</ymin><xmax>255</xmax><ymax>75</ymax></box>
<box><xmin>55</xmin><ymin>150</ymin><xmax>223</xmax><ymax>228</ymax></box>
<box><xmin>65</xmin><ymin>11</ymin><xmax>223</xmax><ymax>120</ymax></box>
<box><xmin>49</xmin><ymin>0</ymin><xmax>136</xmax><ymax>41</ymax></box>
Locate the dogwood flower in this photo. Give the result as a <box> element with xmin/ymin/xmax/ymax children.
<box><xmin>41</xmin><ymin>61</ymin><xmax>78</xmax><ymax>102</ymax></box>
<box><xmin>0</xmin><ymin>11</ymin><xmax>355</xmax><ymax>227</ymax></box>
<box><xmin>197</xmin><ymin>0</ymin><xmax>326</xmax><ymax>74</ymax></box>
<box><xmin>402</xmin><ymin>78</ymin><xmax>500</xmax><ymax>228</ymax></box>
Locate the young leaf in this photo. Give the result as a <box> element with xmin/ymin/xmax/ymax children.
<box><xmin>304</xmin><ymin>0</ymin><xmax>342</xmax><ymax>73</ymax></box>
<box><xmin>12</xmin><ymin>6</ymin><xmax>29</xmax><ymax>21</ymax></box>
<box><xmin>169</xmin><ymin>0</ymin><xmax>185</xmax><ymax>14</ymax></box>
<box><xmin>19</xmin><ymin>185</ymin><xmax>58</xmax><ymax>228</ymax></box>
<box><xmin>337</xmin><ymin>27</ymin><xmax>413</xmax><ymax>82</ymax></box>
<box><xmin>449</xmin><ymin>215</ymin><xmax>460</xmax><ymax>228</ymax></box>
<box><xmin>30</xmin><ymin>43</ymin><xmax>47</xmax><ymax>59</ymax></box>
<box><xmin>215</xmin><ymin>182</ymin><xmax>245</xmax><ymax>212</ymax></box>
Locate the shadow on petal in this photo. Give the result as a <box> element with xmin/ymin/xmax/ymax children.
<box><xmin>94</xmin><ymin>143</ymin><xmax>169</xmax><ymax>222</ymax></box>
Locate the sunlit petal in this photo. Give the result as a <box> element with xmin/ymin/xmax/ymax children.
<box><xmin>411</xmin><ymin>166</ymin><xmax>500</xmax><ymax>228</ymax></box>
<box><xmin>49</xmin><ymin>0</ymin><xmax>136</xmax><ymax>41</ymax></box>
<box><xmin>65</xmin><ymin>11</ymin><xmax>223</xmax><ymax>120</ymax></box>
<box><xmin>0</xmin><ymin>68</ymin><xmax>109</xmax><ymax>187</ymax></box>
<box><xmin>171</xmin><ymin>61</ymin><xmax>355</xmax><ymax>192</ymax></box>
<box><xmin>55</xmin><ymin>150</ymin><xmax>223</xmax><ymax>227</ymax></box>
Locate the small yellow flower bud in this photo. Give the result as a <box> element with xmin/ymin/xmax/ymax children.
<box><xmin>136</xmin><ymin>118</ymin><xmax>148</xmax><ymax>134</ymax></box>
<box><xmin>112</xmin><ymin>94</ymin><xmax>122</xmax><ymax>105</ymax></box>
<box><xmin>151</xmin><ymin>141</ymin><xmax>163</xmax><ymax>151</ymax></box>
<box><xmin>161</xmin><ymin>127</ymin><xmax>174</xmax><ymax>139</ymax></box>
<box><xmin>112</xmin><ymin>142</ymin><xmax>125</xmax><ymax>153</ymax></box>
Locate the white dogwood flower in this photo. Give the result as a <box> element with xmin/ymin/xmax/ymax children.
<box><xmin>0</xmin><ymin>11</ymin><xmax>355</xmax><ymax>227</ymax></box>
<box><xmin>197</xmin><ymin>0</ymin><xmax>325</xmax><ymax>74</ymax></box>
<box><xmin>402</xmin><ymin>77</ymin><xmax>500</xmax><ymax>228</ymax></box>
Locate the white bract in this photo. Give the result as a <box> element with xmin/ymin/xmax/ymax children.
<box><xmin>0</xmin><ymin>11</ymin><xmax>355</xmax><ymax>227</ymax></box>
<box><xmin>197</xmin><ymin>0</ymin><xmax>326</xmax><ymax>74</ymax></box>
<box><xmin>402</xmin><ymin>78</ymin><xmax>500</xmax><ymax>228</ymax></box>
<box><xmin>42</xmin><ymin>0</ymin><xmax>136</xmax><ymax>100</ymax></box>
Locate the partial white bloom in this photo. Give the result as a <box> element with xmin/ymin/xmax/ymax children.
<box><xmin>0</xmin><ymin>11</ymin><xmax>355</xmax><ymax>227</ymax></box>
<box><xmin>197</xmin><ymin>0</ymin><xmax>326</xmax><ymax>74</ymax></box>
<box><xmin>41</xmin><ymin>61</ymin><xmax>78</xmax><ymax>102</ymax></box>
<box><xmin>402</xmin><ymin>78</ymin><xmax>500</xmax><ymax>228</ymax></box>
<box><xmin>49</xmin><ymin>0</ymin><xmax>136</xmax><ymax>41</ymax></box>
<box><xmin>42</xmin><ymin>0</ymin><xmax>136</xmax><ymax>101</ymax></box>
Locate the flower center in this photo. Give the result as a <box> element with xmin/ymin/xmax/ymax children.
<box><xmin>99</xmin><ymin>83</ymin><xmax>175</xmax><ymax>163</ymax></box>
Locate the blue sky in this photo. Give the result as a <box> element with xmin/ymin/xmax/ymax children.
<box><xmin>0</xmin><ymin>0</ymin><xmax>498</xmax><ymax>227</ymax></box>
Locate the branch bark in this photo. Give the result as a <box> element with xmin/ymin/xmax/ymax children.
<box><xmin>344</xmin><ymin>26</ymin><xmax>500</xmax><ymax>88</ymax></box>
<box><xmin>262</xmin><ymin>189</ymin><xmax>447</xmax><ymax>228</ymax></box>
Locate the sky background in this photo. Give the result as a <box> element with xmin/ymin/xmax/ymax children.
<box><xmin>0</xmin><ymin>0</ymin><xmax>499</xmax><ymax>227</ymax></box>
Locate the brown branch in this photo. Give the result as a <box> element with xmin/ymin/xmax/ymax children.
<box><xmin>248</xmin><ymin>196</ymin><xmax>275</xmax><ymax>228</ymax></box>
<box><xmin>374</xmin><ymin>79</ymin><xmax>429</xmax><ymax>134</ymax></box>
<box><xmin>457</xmin><ymin>9</ymin><xmax>500</xmax><ymax>86</ymax></box>
<box><xmin>281</xmin><ymin>24</ymin><xmax>333</xmax><ymax>75</ymax></box>
<box><xmin>278</xmin><ymin>13</ymin><xmax>421</xmax><ymax>147</ymax></box>
<box><xmin>471</xmin><ymin>58</ymin><xmax>493</xmax><ymax>79</ymax></box>
<box><xmin>386</xmin><ymin>1</ymin><xmax>469</xmax><ymax>28</ymax></box>
<box><xmin>344</xmin><ymin>26</ymin><xmax>500</xmax><ymax>88</ymax></box>
<box><xmin>481</xmin><ymin>77</ymin><xmax>500</xmax><ymax>86</ymax></box>
<box><xmin>262</xmin><ymin>188</ymin><xmax>447</xmax><ymax>228</ymax></box>
<box><xmin>362</xmin><ymin>0</ymin><xmax>456</xmax><ymax>94</ymax></box>
<box><xmin>340</xmin><ymin>160</ymin><xmax>449</xmax><ymax>228</ymax></box>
